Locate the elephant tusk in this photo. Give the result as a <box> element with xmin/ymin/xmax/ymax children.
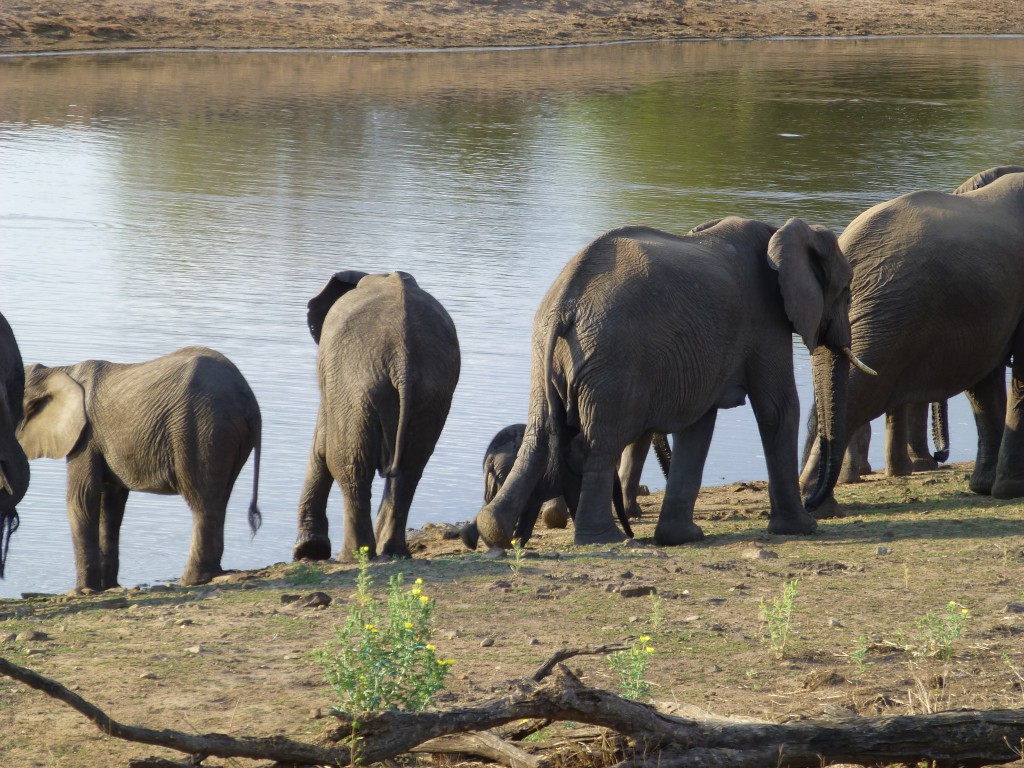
<box><xmin>842</xmin><ymin>347</ymin><xmax>877</xmax><ymax>376</ymax></box>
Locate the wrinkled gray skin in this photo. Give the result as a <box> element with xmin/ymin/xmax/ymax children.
<box><xmin>477</xmin><ymin>217</ymin><xmax>854</xmax><ymax>549</ymax></box>
<box><xmin>801</xmin><ymin>166</ymin><xmax>1024</xmax><ymax>515</ymax></box>
<box><xmin>293</xmin><ymin>271</ymin><xmax>460</xmax><ymax>562</ymax></box>
<box><xmin>836</xmin><ymin>401</ymin><xmax>949</xmax><ymax>483</ymax></box>
<box><xmin>0</xmin><ymin>312</ymin><xmax>30</xmax><ymax>578</ymax></box>
<box><xmin>460</xmin><ymin>423</ymin><xmax>672</xmax><ymax>549</ymax></box>
<box><xmin>18</xmin><ymin>347</ymin><xmax>261</xmax><ymax>591</ymax></box>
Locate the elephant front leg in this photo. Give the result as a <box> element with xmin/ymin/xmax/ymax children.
<box><xmin>573</xmin><ymin>447</ymin><xmax>627</xmax><ymax>546</ymax></box>
<box><xmin>884</xmin><ymin>406</ymin><xmax>914</xmax><ymax>477</ymax></box>
<box><xmin>993</xmin><ymin>365</ymin><xmax>1024</xmax><ymax>499</ymax></box>
<box><xmin>751</xmin><ymin>388</ymin><xmax>817</xmax><ymax>536</ymax></box>
<box><xmin>66</xmin><ymin>453</ymin><xmax>105</xmax><ymax>592</ymax></box>
<box><xmin>99</xmin><ymin>484</ymin><xmax>129</xmax><ymax>590</ymax></box>
<box><xmin>655</xmin><ymin>410</ymin><xmax>716</xmax><ymax>546</ymax></box>
<box><xmin>294</xmin><ymin>423</ymin><xmax>334</xmax><ymax>561</ymax></box>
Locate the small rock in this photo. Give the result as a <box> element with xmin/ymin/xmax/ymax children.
<box><xmin>492</xmin><ymin>580</ymin><xmax>513</xmax><ymax>589</ymax></box>
<box><xmin>16</xmin><ymin>630</ymin><xmax>48</xmax><ymax>642</ymax></box>
<box><xmin>619</xmin><ymin>570</ymin><xmax>634</xmax><ymax>579</ymax></box>
<box><xmin>628</xmin><ymin>616</ymin><xmax>640</xmax><ymax>623</ymax></box>
<box><xmin>128</xmin><ymin>604</ymin><xmax>142</xmax><ymax>612</ymax></box>
<box><xmin>742</xmin><ymin>547</ymin><xmax>778</xmax><ymax>560</ymax></box>
<box><xmin>147</xmin><ymin>584</ymin><xmax>174</xmax><ymax>593</ymax></box>
<box><xmin>280</xmin><ymin>594</ymin><xmax>301</xmax><ymax>604</ymax></box>
<box><xmin>443</xmin><ymin>630</ymin><xmax>458</xmax><ymax>640</ymax></box>
<box><xmin>176</xmin><ymin>618</ymin><xmax>195</xmax><ymax>627</ymax></box>
<box><xmin>1</xmin><ymin>632</ymin><xmax>16</xmax><ymax>643</ymax></box>
<box><xmin>876</xmin><ymin>546</ymin><xmax>891</xmax><ymax>555</ymax></box>
<box><xmin>298</xmin><ymin>592</ymin><xmax>332</xmax><ymax>609</ymax></box>
<box><xmin>528</xmin><ymin>637</ymin><xmax>540</xmax><ymax>645</ymax></box>
<box><xmin>828</xmin><ymin>618</ymin><xmax>843</xmax><ymax>628</ymax></box>
<box><xmin>480</xmin><ymin>637</ymin><xmax>495</xmax><ymax>648</ymax></box>
<box><xmin>310</xmin><ymin>707</ymin><xmax>323</xmax><ymax>719</ymax></box>
<box><xmin>620</xmin><ymin>584</ymin><xmax>657</xmax><ymax>598</ymax></box>
<box><xmin>185</xmin><ymin>645</ymin><xmax>203</xmax><ymax>655</ymax></box>
<box><xmin>706</xmin><ymin>597</ymin><xmax>727</xmax><ymax>606</ymax></box>
<box><xmin>704</xmin><ymin>664</ymin><xmax>722</xmax><ymax>674</ymax></box>
<box><xmin>25</xmin><ymin>648</ymin><xmax>45</xmax><ymax>656</ymax></box>
<box><xmin>541</xmin><ymin>551</ymin><xmax>561</xmax><ymax>560</ymax></box>
<box><xmin>604</xmin><ymin>583</ymin><xmax>620</xmax><ymax>593</ymax></box>
<box><xmin>683</xmin><ymin>614</ymin><xmax>700</xmax><ymax>622</ymax></box>
<box><xmin>1005</xmin><ymin>603</ymin><xmax>1024</xmax><ymax>614</ymax></box>
<box><xmin>139</xmin><ymin>671</ymin><xmax>158</xmax><ymax>680</ymax></box>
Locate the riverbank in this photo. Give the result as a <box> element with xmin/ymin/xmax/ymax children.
<box><xmin>4</xmin><ymin>464</ymin><xmax>1024</xmax><ymax>766</ymax></box>
<box><xmin>3</xmin><ymin>0</ymin><xmax>1024</xmax><ymax>55</ymax></box>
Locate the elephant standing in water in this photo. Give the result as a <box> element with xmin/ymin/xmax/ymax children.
<box><xmin>293</xmin><ymin>271</ymin><xmax>460</xmax><ymax>562</ymax></box>
<box><xmin>476</xmin><ymin>217</ymin><xmax>861</xmax><ymax>549</ymax></box>
<box><xmin>17</xmin><ymin>347</ymin><xmax>262</xmax><ymax>590</ymax></box>
<box><xmin>0</xmin><ymin>312</ymin><xmax>30</xmax><ymax>578</ymax></box>
<box><xmin>802</xmin><ymin>166</ymin><xmax>1024</xmax><ymax>516</ymax></box>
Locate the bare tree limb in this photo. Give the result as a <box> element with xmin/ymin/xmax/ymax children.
<box><xmin>411</xmin><ymin>731</ymin><xmax>541</xmax><ymax>768</ymax></box>
<box><xmin>6</xmin><ymin>654</ymin><xmax>1024</xmax><ymax>767</ymax></box>
<box><xmin>531</xmin><ymin>643</ymin><xmax>629</xmax><ymax>682</ymax></box>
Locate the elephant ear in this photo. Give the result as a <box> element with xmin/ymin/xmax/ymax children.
<box><xmin>767</xmin><ymin>218</ymin><xmax>825</xmax><ymax>352</ymax></box>
<box><xmin>17</xmin><ymin>366</ymin><xmax>87</xmax><ymax>460</ymax></box>
<box><xmin>306</xmin><ymin>270</ymin><xmax>369</xmax><ymax>344</ymax></box>
<box><xmin>953</xmin><ymin>165</ymin><xmax>1024</xmax><ymax>194</ymax></box>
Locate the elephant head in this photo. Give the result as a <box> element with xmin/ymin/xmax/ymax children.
<box><xmin>766</xmin><ymin>218</ymin><xmax>869</xmax><ymax>511</ymax></box>
<box><xmin>307</xmin><ymin>270</ymin><xmax>421</xmax><ymax>344</ymax></box>
<box><xmin>17</xmin><ymin>365</ymin><xmax>88</xmax><ymax>461</ymax></box>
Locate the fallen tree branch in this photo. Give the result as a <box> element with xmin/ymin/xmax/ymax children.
<box><xmin>411</xmin><ymin>731</ymin><xmax>541</xmax><ymax>768</ymax></box>
<box><xmin>531</xmin><ymin>643</ymin><xmax>629</xmax><ymax>682</ymax></box>
<box><xmin>5</xmin><ymin>654</ymin><xmax>1024</xmax><ymax>767</ymax></box>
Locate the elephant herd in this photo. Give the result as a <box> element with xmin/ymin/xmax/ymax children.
<box><xmin>0</xmin><ymin>165</ymin><xmax>1022</xmax><ymax>592</ymax></box>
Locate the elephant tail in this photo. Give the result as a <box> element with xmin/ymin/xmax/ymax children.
<box><xmin>247</xmin><ymin>418</ymin><xmax>262</xmax><ymax>537</ymax></box>
<box><xmin>384</xmin><ymin>375</ymin><xmax>410</xmax><ymax>478</ymax></box>
<box><xmin>931</xmin><ymin>400</ymin><xmax>950</xmax><ymax>463</ymax></box>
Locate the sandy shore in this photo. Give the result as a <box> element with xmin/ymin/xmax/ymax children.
<box><xmin>2</xmin><ymin>0</ymin><xmax>1024</xmax><ymax>55</ymax></box>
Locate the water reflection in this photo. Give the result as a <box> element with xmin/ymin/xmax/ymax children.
<box><xmin>1</xmin><ymin>38</ymin><xmax>1022</xmax><ymax>596</ymax></box>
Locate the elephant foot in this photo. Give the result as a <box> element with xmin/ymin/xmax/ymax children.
<box><xmin>767</xmin><ymin>512</ymin><xmax>817</xmax><ymax>536</ymax></box>
<box><xmin>653</xmin><ymin>519</ymin><xmax>705</xmax><ymax>546</ymax></box>
<box><xmin>181</xmin><ymin>564</ymin><xmax>224</xmax><ymax>586</ymax></box>
<box><xmin>378</xmin><ymin>543</ymin><xmax>413</xmax><ymax>560</ymax></box>
<box><xmin>476</xmin><ymin>506</ymin><xmax>513</xmax><ymax>549</ymax></box>
<box><xmin>574</xmin><ymin>526</ymin><xmax>627</xmax><ymax>546</ymax></box>
<box><xmin>460</xmin><ymin>521</ymin><xmax>481</xmax><ymax>550</ymax></box>
<box><xmin>991</xmin><ymin>476</ymin><xmax>1024</xmax><ymax>499</ymax></box>
<box><xmin>969</xmin><ymin>468</ymin><xmax>995</xmax><ymax>495</ymax></box>
<box><xmin>541</xmin><ymin>499</ymin><xmax>570</xmax><ymax>529</ymax></box>
<box><xmin>884</xmin><ymin>464</ymin><xmax>913</xmax><ymax>478</ymax></box>
<box><xmin>910</xmin><ymin>456</ymin><xmax>939</xmax><ymax>472</ymax></box>
<box><xmin>807</xmin><ymin>495</ymin><xmax>843</xmax><ymax>520</ymax></box>
<box><xmin>837</xmin><ymin>469</ymin><xmax>863</xmax><ymax>484</ymax></box>
<box><xmin>294</xmin><ymin>535</ymin><xmax>332</xmax><ymax>562</ymax></box>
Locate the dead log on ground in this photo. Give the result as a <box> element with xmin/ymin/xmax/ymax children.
<box><xmin>4</xmin><ymin>654</ymin><xmax>1024</xmax><ymax>767</ymax></box>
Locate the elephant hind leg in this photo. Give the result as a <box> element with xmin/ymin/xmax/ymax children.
<box><xmin>375</xmin><ymin>469</ymin><xmax>423</xmax><ymax>559</ymax></box>
<box><xmin>965</xmin><ymin>365</ymin><xmax>1007</xmax><ymax>495</ymax></box>
<box><xmin>572</xmin><ymin>445</ymin><xmax>627</xmax><ymax>546</ymax></box>
<box><xmin>655</xmin><ymin>409</ymin><xmax>716</xmax><ymax>546</ymax></box>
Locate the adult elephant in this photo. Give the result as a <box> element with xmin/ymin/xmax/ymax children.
<box><xmin>17</xmin><ymin>347</ymin><xmax>261</xmax><ymax>591</ymax></box>
<box><xmin>801</xmin><ymin>166</ymin><xmax>1024</xmax><ymax>515</ymax></box>
<box><xmin>0</xmin><ymin>312</ymin><xmax>30</xmax><ymax>578</ymax></box>
<box><xmin>293</xmin><ymin>271</ymin><xmax>460</xmax><ymax>563</ymax></box>
<box><xmin>476</xmin><ymin>217</ymin><xmax>862</xmax><ymax>549</ymax></box>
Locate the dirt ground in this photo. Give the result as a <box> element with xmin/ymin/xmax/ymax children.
<box><xmin>3</xmin><ymin>464</ymin><xmax>1024</xmax><ymax>766</ymax></box>
<box><xmin>2</xmin><ymin>0</ymin><xmax>1024</xmax><ymax>54</ymax></box>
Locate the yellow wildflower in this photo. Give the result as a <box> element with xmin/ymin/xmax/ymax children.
<box><xmin>426</xmin><ymin>644</ymin><xmax>436</xmax><ymax>651</ymax></box>
<box><xmin>419</xmin><ymin>595</ymin><xmax>429</xmax><ymax>604</ymax></box>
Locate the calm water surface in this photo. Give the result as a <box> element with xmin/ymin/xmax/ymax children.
<box><xmin>1</xmin><ymin>38</ymin><xmax>1022</xmax><ymax>596</ymax></box>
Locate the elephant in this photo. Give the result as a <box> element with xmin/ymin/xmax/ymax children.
<box><xmin>461</xmin><ymin>423</ymin><xmax>672</xmax><ymax>550</ymax></box>
<box><xmin>293</xmin><ymin>270</ymin><xmax>460</xmax><ymax>563</ymax></box>
<box><xmin>801</xmin><ymin>166</ymin><xmax>1024</xmax><ymax>515</ymax></box>
<box><xmin>0</xmin><ymin>311</ymin><xmax>30</xmax><ymax>578</ymax></box>
<box><xmin>833</xmin><ymin>400</ymin><xmax>949</xmax><ymax>483</ymax></box>
<box><xmin>17</xmin><ymin>347</ymin><xmax>262</xmax><ymax>591</ymax></box>
<box><xmin>475</xmin><ymin>216</ymin><xmax>861</xmax><ymax>550</ymax></box>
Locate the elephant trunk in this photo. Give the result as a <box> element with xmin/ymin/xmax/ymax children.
<box><xmin>804</xmin><ymin>347</ymin><xmax>849</xmax><ymax>511</ymax></box>
<box><xmin>0</xmin><ymin>448</ymin><xmax>29</xmax><ymax>579</ymax></box>
<box><xmin>931</xmin><ymin>400</ymin><xmax>950</xmax><ymax>463</ymax></box>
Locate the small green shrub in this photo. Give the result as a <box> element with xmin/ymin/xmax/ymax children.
<box><xmin>286</xmin><ymin>562</ymin><xmax>323</xmax><ymax>586</ymax></box>
<box><xmin>315</xmin><ymin>548</ymin><xmax>452</xmax><ymax>713</ymax></box>
<box><xmin>911</xmin><ymin>601</ymin><xmax>970</xmax><ymax>661</ymax></box>
<box><xmin>509</xmin><ymin>537</ymin><xmax>527</xmax><ymax>578</ymax></box>
<box><xmin>760</xmin><ymin>578</ymin><xmax>798</xmax><ymax>657</ymax></box>
<box><xmin>609</xmin><ymin>634</ymin><xmax>655</xmax><ymax>701</ymax></box>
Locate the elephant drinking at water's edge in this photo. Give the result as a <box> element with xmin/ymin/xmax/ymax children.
<box><xmin>476</xmin><ymin>216</ymin><xmax>864</xmax><ymax>549</ymax></box>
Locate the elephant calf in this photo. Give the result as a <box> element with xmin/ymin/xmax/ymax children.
<box><xmin>17</xmin><ymin>347</ymin><xmax>262</xmax><ymax>591</ymax></box>
<box><xmin>293</xmin><ymin>270</ymin><xmax>460</xmax><ymax>563</ymax></box>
